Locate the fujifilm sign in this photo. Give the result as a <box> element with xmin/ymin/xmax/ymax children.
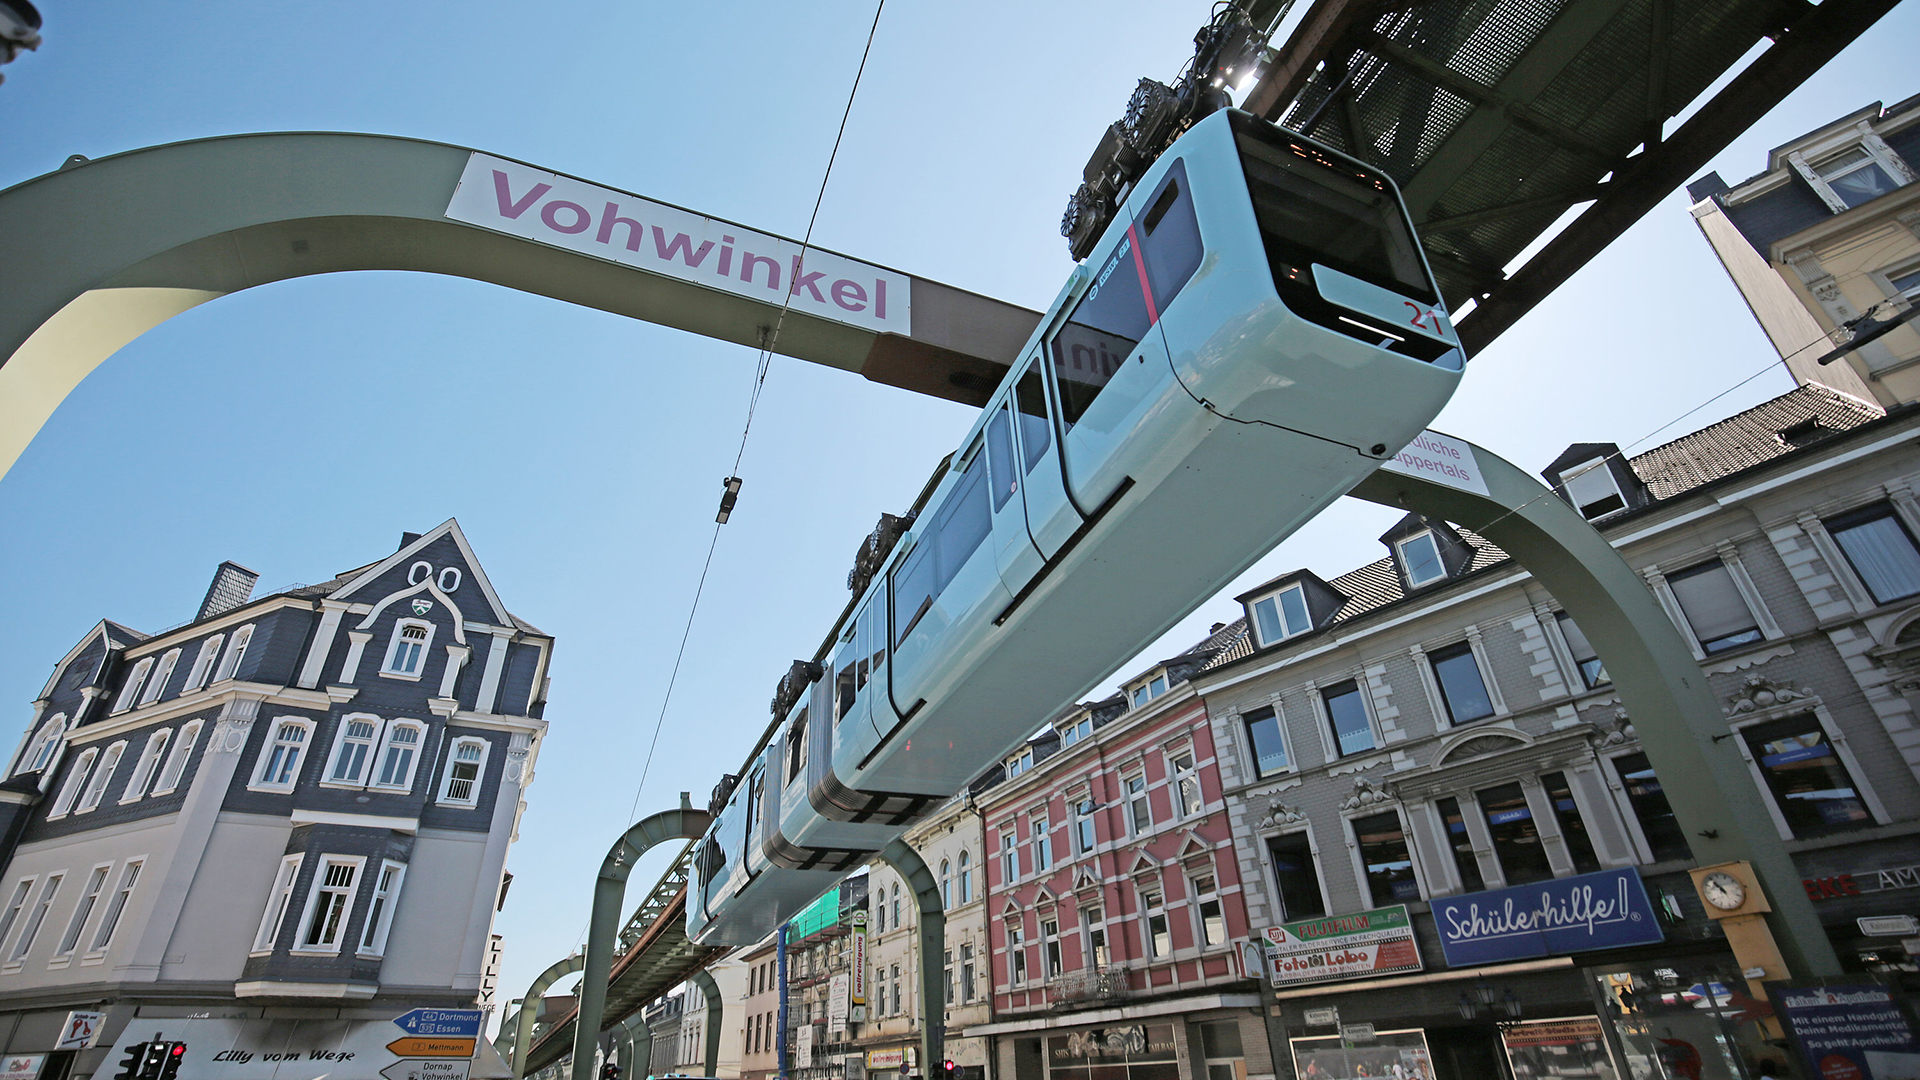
<box><xmin>445</xmin><ymin>152</ymin><xmax>913</xmax><ymax>335</ymax></box>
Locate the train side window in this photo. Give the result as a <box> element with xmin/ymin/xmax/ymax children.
<box><xmin>785</xmin><ymin>707</ymin><xmax>808</xmax><ymax>784</ymax></box>
<box><xmin>1139</xmin><ymin>160</ymin><xmax>1202</xmax><ymax>313</ymax></box>
<box><xmin>891</xmin><ymin>442</ymin><xmax>993</xmax><ymax>645</ymax></box>
<box><xmin>1051</xmin><ymin>237</ymin><xmax>1151</xmax><ymax>429</ymax></box>
<box><xmin>835</xmin><ymin>631</ymin><xmax>858</xmax><ymax>725</ymax></box>
<box><xmin>986</xmin><ymin>404</ymin><xmax>1017</xmax><ymax>512</ymax></box>
<box><xmin>1014</xmin><ymin>360</ymin><xmax>1051</xmax><ymax>473</ymax></box>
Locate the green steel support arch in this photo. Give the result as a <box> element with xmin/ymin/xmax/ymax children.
<box><xmin>879</xmin><ymin>838</ymin><xmax>945</xmax><ymax>1078</ymax></box>
<box><xmin>574</xmin><ymin>797</ymin><xmax>713</xmax><ymax>1080</ymax></box>
<box><xmin>690</xmin><ymin>966</ymin><xmax>724</xmax><ymax>1075</ymax></box>
<box><xmin>501</xmin><ymin>953</ymin><xmax>586</xmax><ymax>1080</ymax></box>
<box><xmin>615</xmin><ymin>1012</ymin><xmax>652</xmax><ymax>1080</ymax></box>
<box><xmin>1349</xmin><ymin>436</ymin><xmax>1842</xmax><ymax>977</ymax></box>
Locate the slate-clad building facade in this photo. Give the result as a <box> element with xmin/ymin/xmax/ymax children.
<box><xmin>0</xmin><ymin>520</ymin><xmax>550</xmax><ymax>1080</ymax></box>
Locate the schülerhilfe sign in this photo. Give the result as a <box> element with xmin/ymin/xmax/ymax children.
<box><xmin>1430</xmin><ymin>867</ymin><xmax>1663</xmax><ymax>967</ymax></box>
<box><xmin>1381</xmin><ymin>430</ymin><xmax>1488</xmax><ymax>496</ymax></box>
<box><xmin>444</xmin><ymin>153</ymin><xmax>911</xmax><ymax>335</ymax></box>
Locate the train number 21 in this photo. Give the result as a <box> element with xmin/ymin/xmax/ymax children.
<box><xmin>1404</xmin><ymin>302</ymin><xmax>1443</xmax><ymax>334</ymax></box>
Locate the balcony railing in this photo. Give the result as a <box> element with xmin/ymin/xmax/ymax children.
<box><xmin>1047</xmin><ymin>967</ymin><xmax>1129</xmax><ymax>1006</ymax></box>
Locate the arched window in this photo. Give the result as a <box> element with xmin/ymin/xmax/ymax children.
<box><xmin>383</xmin><ymin>619</ymin><xmax>435</xmax><ymax>678</ymax></box>
<box><xmin>138</xmin><ymin>648</ymin><xmax>181</xmax><ymax>707</ymax></box>
<box><xmin>112</xmin><ymin>658</ymin><xmax>155</xmax><ymax>713</ymax></box>
<box><xmin>20</xmin><ymin>713</ymin><xmax>67</xmax><ymax>776</ymax></box>
<box><xmin>214</xmin><ymin>624</ymin><xmax>255</xmax><ymax>683</ymax></box>
<box><xmin>184</xmin><ymin>634</ymin><xmax>224</xmax><ymax>690</ymax></box>
<box><xmin>119</xmin><ymin>728</ymin><xmax>172</xmax><ymax>803</ymax></box>
<box><xmin>891</xmin><ymin>885</ymin><xmax>901</xmax><ymax>928</ymax></box>
<box><xmin>48</xmin><ymin>747</ymin><xmax>98</xmax><ymax>818</ymax></box>
<box><xmin>940</xmin><ymin>860</ymin><xmax>952</xmax><ymax>910</ymax></box>
<box><xmin>251</xmin><ymin>717</ymin><xmax>313</xmax><ymax>792</ymax></box>
<box><xmin>371</xmin><ymin>720</ymin><xmax>426</xmax><ymax>791</ymax></box>
<box><xmin>77</xmin><ymin>741</ymin><xmax>127</xmax><ymax>812</ymax></box>
<box><xmin>439</xmin><ymin>736</ymin><xmax>490</xmax><ymax>806</ymax></box>
<box><xmin>151</xmin><ymin>719</ymin><xmax>203</xmax><ymax>795</ymax></box>
<box><xmin>958</xmin><ymin>850</ymin><xmax>973</xmax><ymax>903</ymax></box>
<box><xmin>326</xmin><ymin>715</ymin><xmax>382</xmax><ymax>786</ymax></box>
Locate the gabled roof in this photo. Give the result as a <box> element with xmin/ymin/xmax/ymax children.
<box><xmin>332</xmin><ymin>518</ymin><xmax>521</xmax><ymax>631</ymax></box>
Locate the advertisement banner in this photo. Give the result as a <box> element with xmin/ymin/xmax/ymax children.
<box><xmin>1497</xmin><ymin>1017</ymin><xmax>1619</xmax><ymax>1079</ymax></box>
<box><xmin>0</xmin><ymin>1055</ymin><xmax>42</xmax><ymax>1080</ymax></box>
<box><xmin>1430</xmin><ymin>867</ymin><xmax>1663</xmax><ymax>967</ymax></box>
<box><xmin>1262</xmin><ymin>905</ymin><xmax>1423</xmax><ymax>987</ymax></box>
<box><xmin>829</xmin><ymin>973</ymin><xmax>851</xmax><ymax>1031</ymax></box>
<box><xmin>445</xmin><ymin>154</ymin><xmax>912</xmax><ymax>336</ymax></box>
<box><xmin>795</xmin><ymin>1026</ymin><xmax>814</xmax><ymax>1069</ymax></box>
<box><xmin>1769</xmin><ymin>983</ymin><xmax>1920</xmax><ymax>1080</ymax></box>
<box><xmin>851</xmin><ymin>910</ymin><xmax>868</xmax><ymax>1005</ymax></box>
<box><xmin>867</xmin><ymin>1050</ymin><xmax>907</xmax><ymax>1070</ymax></box>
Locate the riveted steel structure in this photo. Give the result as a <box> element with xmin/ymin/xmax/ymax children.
<box><xmin>500</xmin><ymin>952</ymin><xmax>585</xmax><ymax>1080</ymax></box>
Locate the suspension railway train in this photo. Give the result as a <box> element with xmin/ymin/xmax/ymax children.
<box><xmin>686</xmin><ymin>108</ymin><xmax>1464</xmax><ymax>944</ymax></box>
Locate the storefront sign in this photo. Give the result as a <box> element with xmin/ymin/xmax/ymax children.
<box><xmin>55</xmin><ymin>1011</ymin><xmax>104</xmax><ymax>1050</ymax></box>
<box><xmin>1769</xmin><ymin>983</ymin><xmax>1920</xmax><ymax>1080</ymax></box>
<box><xmin>867</xmin><ymin>1050</ymin><xmax>906</xmax><ymax>1070</ymax></box>
<box><xmin>829</xmin><ymin>973</ymin><xmax>851</xmax><ymax>1030</ymax></box>
<box><xmin>1047</xmin><ymin>1024</ymin><xmax>1177</xmax><ymax>1070</ymax></box>
<box><xmin>1261</xmin><ymin>904</ymin><xmax>1423</xmax><ymax>987</ymax></box>
<box><xmin>1498</xmin><ymin>1017</ymin><xmax>1617</xmax><ymax>1080</ymax></box>
<box><xmin>1807</xmin><ymin>864</ymin><xmax>1920</xmax><ymax>901</ymax></box>
<box><xmin>851</xmin><ymin>910</ymin><xmax>868</xmax><ymax>1005</ymax></box>
<box><xmin>1860</xmin><ymin>916</ymin><xmax>1919</xmax><ymax>936</ymax></box>
<box><xmin>0</xmin><ymin>1055</ymin><xmax>42</xmax><ymax>1080</ymax></box>
<box><xmin>445</xmin><ymin>154</ymin><xmax>913</xmax><ymax>335</ymax></box>
<box><xmin>1431</xmin><ymin>867</ymin><xmax>1662</xmax><ymax>967</ymax></box>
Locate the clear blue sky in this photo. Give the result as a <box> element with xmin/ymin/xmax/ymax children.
<box><xmin>1</xmin><ymin>0</ymin><xmax>1913</xmax><ymax>1028</ymax></box>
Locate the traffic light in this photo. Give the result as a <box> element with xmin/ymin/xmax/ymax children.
<box><xmin>113</xmin><ymin>1042</ymin><xmax>148</xmax><ymax>1080</ymax></box>
<box><xmin>938</xmin><ymin>1061</ymin><xmax>960</xmax><ymax>1080</ymax></box>
<box><xmin>600</xmin><ymin>1063</ymin><xmax>622</xmax><ymax>1080</ymax></box>
<box><xmin>138</xmin><ymin>1042</ymin><xmax>168</xmax><ymax>1080</ymax></box>
<box><xmin>158</xmin><ymin>1042</ymin><xmax>186</xmax><ymax>1080</ymax></box>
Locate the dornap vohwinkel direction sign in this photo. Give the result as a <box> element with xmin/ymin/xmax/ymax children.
<box><xmin>392</xmin><ymin>1009</ymin><xmax>484</xmax><ymax>1038</ymax></box>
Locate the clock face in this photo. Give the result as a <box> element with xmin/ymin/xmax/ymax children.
<box><xmin>1702</xmin><ymin>871</ymin><xmax>1747</xmax><ymax>910</ymax></box>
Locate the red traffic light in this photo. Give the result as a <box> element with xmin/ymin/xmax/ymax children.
<box><xmin>170</xmin><ymin>1046</ymin><xmax>186</xmax><ymax>1057</ymax></box>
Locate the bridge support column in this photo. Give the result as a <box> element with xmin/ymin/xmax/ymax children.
<box><xmin>502</xmin><ymin>953</ymin><xmax>587</xmax><ymax>1079</ymax></box>
<box><xmin>617</xmin><ymin>1013</ymin><xmax>653</xmax><ymax>1080</ymax></box>
<box><xmin>1349</xmin><ymin>435</ymin><xmax>1839</xmax><ymax>977</ymax></box>
<box><xmin>879</xmin><ymin>838</ymin><xmax>944</xmax><ymax>1079</ymax></box>
<box><xmin>573</xmin><ymin>795</ymin><xmax>713</xmax><ymax>1080</ymax></box>
<box><xmin>691</xmin><ymin>966</ymin><xmax>725</xmax><ymax>1075</ymax></box>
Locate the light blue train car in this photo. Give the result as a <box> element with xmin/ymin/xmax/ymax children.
<box><xmin>689</xmin><ymin>107</ymin><xmax>1465</xmax><ymax>945</ymax></box>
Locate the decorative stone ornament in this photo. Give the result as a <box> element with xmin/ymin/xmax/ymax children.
<box><xmin>411</xmin><ymin>598</ymin><xmax>434</xmax><ymax>616</ymax></box>
<box><xmin>1339</xmin><ymin>775</ymin><xmax>1395</xmax><ymax>810</ymax></box>
<box><xmin>1723</xmin><ymin>674</ymin><xmax>1810</xmax><ymax>715</ymax></box>
<box><xmin>1589</xmin><ymin>709</ymin><xmax>1636</xmax><ymax>749</ymax></box>
<box><xmin>1252</xmin><ymin>797</ymin><xmax>1306</xmax><ymax>830</ymax></box>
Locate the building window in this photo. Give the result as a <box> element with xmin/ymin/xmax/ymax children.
<box><xmin>1252</xmin><ymin>584</ymin><xmax>1314</xmax><ymax>645</ymax></box>
<box><xmin>1059</xmin><ymin>717</ymin><xmax>1093</xmax><ymax>746</ymax></box>
<box><xmin>358</xmin><ymin>861</ymin><xmax>406</xmax><ymax>956</ymax></box>
<box><xmin>1555</xmin><ymin>613</ymin><xmax>1609</xmax><ymax>689</ymax></box>
<box><xmin>88</xmin><ymin>860</ymin><xmax>141</xmax><ymax>953</ymax></box>
<box><xmin>0</xmin><ymin>880</ymin><xmax>31</xmax><ymax>953</ymax></box>
<box><xmin>119</xmin><ymin>728</ymin><xmax>172</xmax><ymax>803</ymax></box>
<box><xmin>1429</xmin><ymin>641</ymin><xmax>1496</xmax><ymax>724</ymax></box>
<box><xmin>1826</xmin><ymin>504</ymin><xmax>1920</xmax><ymax>606</ymax></box>
<box><xmin>296</xmin><ymin>857</ymin><xmax>363</xmax><ymax>953</ymax></box>
<box><xmin>1352</xmin><ymin>811</ymin><xmax>1419</xmax><ymax>906</ymax></box>
<box><xmin>253</xmin><ymin>855</ymin><xmax>303</xmax><ymax>953</ymax></box>
<box><xmin>958</xmin><ymin>850</ymin><xmax>973</xmax><ymax>902</ymax></box>
<box><xmin>1074</xmin><ymin>799</ymin><xmax>1097</xmax><ymax>853</ymax></box>
<box><xmin>1041</xmin><ymin>918</ymin><xmax>1062</xmax><ymax>977</ymax></box>
<box><xmin>1561</xmin><ymin>458</ymin><xmax>1626</xmax><ymax>520</ymax></box>
<box><xmin>112</xmin><ymin>658</ymin><xmax>154</xmax><ymax>713</ymax></box>
<box><xmin>1006</xmin><ymin>747</ymin><xmax>1035</xmax><ymax>778</ymax></box>
<box><xmin>891</xmin><ymin>884</ymin><xmax>901</xmax><ymax>929</ymax></box>
<box><xmin>76</xmin><ymin>741</ymin><xmax>127</xmax><ymax>813</ymax></box>
<box><xmin>327</xmin><ymin>716</ymin><xmax>380</xmax><ymax>786</ymax></box>
<box><xmin>1082</xmin><ymin>907</ymin><xmax>1108</xmax><ymax>968</ymax></box>
<box><xmin>213</xmin><ymin>624</ymin><xmax>254</xmax><ymax>682</ymax></box>
<box><xmin>1477</xmin><ymin>782</ymin><xmax>1553</xmax><ymax>886</ymax></box>
<box><xmin>56</xmin><ymin>865</ymin><xmax>110</xmax><ymax>958</ymax></box>
<box><xmin>1141</xmin><ymin>888</ymin><xmax>1170</xmax><ymax>957</ymax></box>
<box><xmin>253</xmin><ymin>718</ymin><xmax>312</xmax><ymax>792</ymax></box>
<box><xmin>1191</xmin><ymin>874</ymin><xmax>1225</xmax><ymax>947</ymax></box>
<box><xmin>184</xmin><ymin>634</ymin><xmax>224</xmax><ymax>691</ymax></box>
<box><xmin>1031</xmin><ymin>816</ymin><xmax>1052</xmax><ymax>871</ymax></box>
<box><xmin>9</xmin><ymin>874</ymin><xmax>62</xmax><ymax>961</ymax></box>
<box><xmin>20</xmin><ymin>713</ymin><xmax>67</xmax><ymax>777</ymax></box>
<box><xmin>150</xmin><ymin>720</ymin><xmax>202</xmax><ymax>796</ymax></box>
<box><xmin>139</xmin><ymin>649</ymin><xmax>180</xmax><ymax>707</ymax></box>
<box><xmin>1434</xmin><ymin>797</ymin><xmax>1485</xmax><ymax>893</ymax></box>
<box><xmin>1266</xmin><ymin>832</ymin><xmax>1325</xmax><ymax>921</ymax></box>
<box><xmin>1667</xmin><ymin>559</ymin><xmax>1763</xmax><ymax>654</ymax></box>
<box><xmin>890</xmin><ymin>963</ymin><xmax>902</xmax><ymax>1015</ymax></box>
<box><xmin>1542</xmin><ymin>772</ymin><xmax>1603</xmax><ymax>874</ymax></box>
<box><xmin>1742</xmin><ymin>716</ymin><xmax>1874</xmax><ymax>837</ymax></box>
<box><xmin>1170</xmin><ymin>751</ymin><xmax>1203</xmax><ymax>817</ymax></box>
<box><xmin>1243</xmin><ymin>705</ymin><xmax>1291</xmax><ymax>778</ymax></box>
<box><xmin>1133</xmin><ymin>673</ymin><xmax>1170</xmax><ymax>707</ymax></box>
<box><xmin>1610</xmin><ymin>752</ymin><xmax>1692</xmax><ymax>863</ymax></box>
<box><xmin>372</xmin><ymin>720</ymin><xmax>425</xmax><ymax>791</ymax></box>
<box><xmin>1000</xmin><ymin>830</ymin><xmax>1019</xmax><ymax>883</ymax></box>
<box><xmin>960</xmin><ymin>943</ymin><xmax>976</xmax><ymax>1000</ymax></box>
<box><xmin>944</xmin><ymin>950</ymin><xmax>955</xmax><ymax>1004</ymax></box>
<box><xmin>1008</xmin><ymin>922</ymin><xmax>1027</xmax><ymax>984</ymax></box>
<box><xmin>48</xmin><ymin>748</ymin><xmax>97</xmax><ymax>818</ymax></box>
<box><xmin>1125</xmin><ymin>773</ymin><xmax>1151</xmax><ymax>833</ymax></box>
<box><xmin>439</xmin><ymin>737</ymin><xmax>489</xmax><ymax>806</ymax></box>
<box><xmin>941</xmin><ymin>859</ymin><xmax>952</xmax><ymax>909</ymax></box>
<box><xmin>383</xmin><ymin>620</ymin><xmax>434</xmax><ymax>678</ymax></box>
<box><xmin>1810</xmin><ymin>145</ymin><xmax>1902</xmax><ymax>209</ymax></box>
<box><xmin>1396</xmin><ymin>531</ymin><xmax>1446</xmax><ymax>587</ymax></box>
<box><xmin>1322</xmin><ymin>680</ymin><xmax>1375</xmax><ymax>757</ymax></box>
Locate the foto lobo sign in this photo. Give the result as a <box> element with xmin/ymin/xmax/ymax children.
<box><xmin>1431</xmin><ymin>867</ymin><xmax>1662</xmax><ymax>967</ymax></box>
<box><xmin>1262</xmin><ymin>904</ymin><xmax>1423</xmax><ymax>987</ymax></box>
<box><xmin>446</xmin><ymin>153</ymin><xmax>912</xmax><ymax>335</ymax></box>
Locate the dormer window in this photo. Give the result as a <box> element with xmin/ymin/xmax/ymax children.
<box><xmin>1129</xmin><ymin>673</ymin><xmax>1169</xmax><ymax>709</ymax></box>
<box><xmin>1006</xmin><ymin>748</ymin><xmax>1035</xmax><ymax>779</ymax></box>
<box><xmin>1251</xmin><ymin>584</ymin><xmax>1312</xmax><ymax>645</ymax></box>
<box><xmin>1058</xmin><ymin>717</ymin><xmax>1093</xmax><ymax>747</ymax></box>
<box><xmin>1562</xmin><ymin>458</ymin><xmax>1627</xmax><ymax>520</ymax></box>
<box><xmin>1810</xmin><ymin>145</ymin><xmax>1900</xmax><ymax>209</ymax></box>
<box><xmin>1396</xmin><ymin>531</ymin><xmax>1446</xmax><ymax>588</ymax></box>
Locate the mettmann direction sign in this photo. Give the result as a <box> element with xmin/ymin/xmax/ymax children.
<box><xmin>1262</xmin><ymin>904</ymin><xmax>1423</xmax><ymax>988</ymax></box>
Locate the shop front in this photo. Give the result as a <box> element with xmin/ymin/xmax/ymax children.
<box><xmin>944</xmin><ymin>1035</ymin><xmax>992</xmax><ymax>1080</ymax></box>
<box><xmin>1043</xmin><ymin>1023</ymin><xmax>1180</xmax><ymax>1080</ymax></box>
<box><xmin>867</xmin><ymin>1045</ymin><xmax>916</xmax><ymax>1080</ymax></box>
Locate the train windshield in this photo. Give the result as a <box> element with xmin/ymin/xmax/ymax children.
<box><xmin>1230</xmin><ymin>112</ymin><xmax>1436</xmax><ymax>306</ymax></box>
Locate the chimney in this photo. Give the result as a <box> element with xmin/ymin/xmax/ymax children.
<box><xmin>399</xmin><ymin>531</ymin><xmax>422</xmax><ymax>550</ymax></box>
<box><xmin>196</xmin><ymin>561</ymin><xmax>259</xmax><ymax>622</ymax></box>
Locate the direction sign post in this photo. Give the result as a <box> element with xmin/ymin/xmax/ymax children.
<box><xmin>389</xmin><ymin>1038</ymin><xmax>478</xmax><ymax>1059</ymax></box>
<box><xmin>380</xmin><ymin>1059</ymin><xmax>473</xmax><ymax>1080</ymax></box>
<box><xmin>392</xmin><ymin>1010</ymin><xmax>484</xmax><ymax>1039</ymax></box>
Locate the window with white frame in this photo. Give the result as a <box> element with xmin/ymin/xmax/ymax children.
<box><xmin>960</xmin><ymin>942</ymin><xmax>976</xmax><ymax>999</ymax></box>
<box><xmin>1082</xmin><ymin>906</ymin><xmax>1108</xmax><ymax>968</ymax></box>
<box><xmin>439</xmin><ymin>737</ymin><xmax>489</xmax><ymax>805</ymax></box>
<box><xmin>213</xmin><ymin>624</ymin><xmax>254</xmax><ymax>682</ymax></box>
<box><xmin>1666</xmin><ymin>559</ymin><xmax>1764</xmax><ymax>654</ymax></box>
<box><xmin>48</xmin><ymin>748</ymin><xmax>97</xmax><ymax>818</ymax></box>
<box><xmin>941</xmin><ymin>859</ymin><xmax>952</xmax><ymax>909</ymax></box>
<box><xmin>326</xmin><ymin>715</ymin><xmax>381</xmax><ymax>786</ymax></box>
<box><xmin>1074</xmin><ymin>798</ymin><xmax>1097</xmax><ymax>854</ymax></box>
<box><xmin>1040</xmin><ymin>917</ymin><xmax>1062</xmax><ymax>977</ymax></box>
<box><xmin>1428</xmin><ymin>640</ymin><xmax>1497</xmax><ymax>725</ymax></box>
<box><xmin>1031</xmin><ymin>815</ymin><xmax>1052</xmax><ymax>872</ymax></box>
<box><xmin>1322</xmin><ymin>680</ymin><xmax>1376</xmax><ymax>756</ymax></box>
<box><xmin>1140</xmin><ymin>886</ymin><xmax>1169</xmax><ymax>958</ymax></box>
<box><xmin>1889</xmin><ymin>264</ymin><xmax>1920</xmax><ymax>304</ymax></box>
<box><xmin>371</xmin><ymin>720</ymin><xmax>425</xmax><ymax>791</ymax></box>
<box><xmin>184</xmin><ymin>635</ymin><xmax>224</xmax><ymax>691</ymax></box>
<box><xmin>958</xmin><ymin>849</ymin><xmax>972</xmax><ymax>902</ymax></box>
<box><xmin>1190</xmin><ymin>872</ymin><xmax>1225</xmax><ymax>947</ymax></box>
<box><xmin>150</xmin><ymin>720</ymin><xmax>202</xmax><ymax>796</ymax></box>
<box><xmin>382</xmin><ymin>619</ymin><xmax>434</xmax><ymax>678</ymax></box>
<box><xmin>1058</xmin><ymin>717</ymin><xmax>1093</xmax><ymax>747</ymax></box>
<box><xmin>253</xmin><ymin>718</ymin><xmax>312</xmax><ymax>792</ymax></box>
<box><xmin>295</xmin><ymin>857</ymin><xmax>363</xmax><ymax>953</ymax></box>
<box><xmin>1006</xmin><ymin>747</ymin><xmax>1034</xmax><ymax>779</ymax></box>
<box><xmin>1007</xmin><ymin>921</ymin><xmax>1027</xmax><ymax>984</ymax></box>
<box><xmin>357</xmin><ymin>860</ymin><xmax>406</xmax><ymax>956</ymax></box>
<box><xmin>119</xmin><ymin>728</ymin><xmax>172</xmax><ymax>803</ymax></box>
<box><xmin>1170</xmin><ymin>750</ymin><xmax>1202</xmax><ymax>817</ymax></box>
<box><xmin>1125</xmin><ymin>773</ymin><xmax>1151</xmax><ymax>834</ymax></box>
<box><xmin>1825</xmin><ymin>503</ymin><xmax>1920</xmax><ymax>606</ymax></box>
<box><xmin>0</xmin><ymin>879</ymin><xmax>31</xmax><ymax>953</ymax></box>
<box><xmin>1561</xmin><ymin>458</ymin><xmax>1627</xmax><ymax>520</ymax></box>
<box><xmin>1808</xmin><ymin>145</ymin><xmax>1904</xmax><ymax>209</ymax></box>
<box><xmin>138</xmin><ymin>649</ymin><xmax>180</xmax><ymax>707</ymax></box>
<box><xmin>1251</xmin><ymin>583</ymin><xmax>1313</xmax><ymax>645</ymax></box>
<box><xmin>1000</xmin><ymin>829</ymin><xmax>1019</xmax><ymax>883</ymax></box>
<box><xmin>1741</xmin><ymin>714</ymin><xmax>1876</xmax><ymax>838</ymax></box>
<box><xmin>1242</xmin><ymin>705</ymin><xmax>1291</xmax><ymax>778</ymax></box>
<box><xmin>76</xmin><ymin>741</ymin><xmax>126</xmax><ymax>812</ymax></box>
<box><xmin>112</xmin><ymin>658</ymin><xmax>154</xmax><ymax>713</ymax></box>
<box><xmin>1396</xmin><ymin>531</ymin><xmax>1446</xmax><ymax>587</ymax></box>
<box><xmin>1129</xmin><ymin>672</ymin><xmax>1170</xmax><ymax>709</ymax></box>
<box><xmin>9</xmin><ymin>874</ymin><xmax>62</xmax><ymax>962</ymax></box>
<box><xmin>1555</xmin><ymin>613</ymin><xmax>1610</xmax><ymax>689</ymax></box>
<box><xmin>88</xmin><ymin>860</ymin><xmax>141</xmax><ymax>953</ymax></box>
<box><xmin>20</xmin><ymin>713</ymin><xmax>66</xmax><ymax>776</ymax></box>
<box><xmin>57</xmin><ymin>865</ymin><xmax>110</xmax><ymax>957</ymax></box>
<box><xmin>252</xmin><ymin>855</ymin><xmax>303</xmax><ymax>953</ymax></box>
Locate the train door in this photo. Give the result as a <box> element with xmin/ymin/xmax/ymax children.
<box><xmin>985</xmin><ymin>399</ymin><xmax>1044</xmax><ymax>593</ymax></box>
<box><xmin>1009</xmin><ymin>356</ymin><xmax>1079</xmax><ymax>558</ymax></box>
